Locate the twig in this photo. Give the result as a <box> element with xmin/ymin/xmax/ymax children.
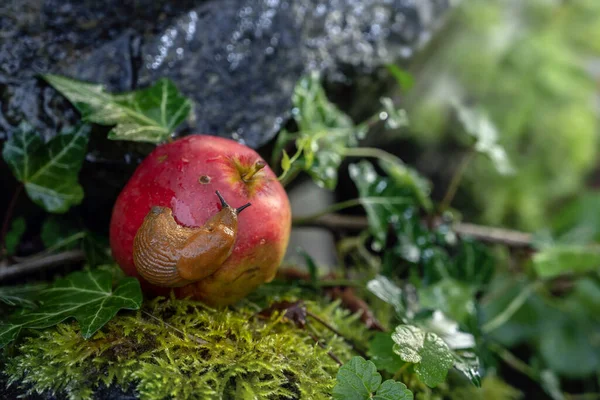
<box><xmin>439</xmin><ymin>148</ymin><xmax>475</xmax><ymax>212</ymax></box>
<box><xmin>293</xmin><ymin>213</ymin><xmax>533</xmax><ymax>249</ymax></box>
<box><xmin>305</xmin><ymin>323</ymin><xmax>343</xmax><ymax>366</ymax></box>
<box><xmin>306</xmin><ymin>309</ymin><xmax>368</xmax><ymax>358</ymax></box>
<box><xmin>0</xmin><ymin>249</ymin><xmax>85</xmax><ymax>282</ymax></box>
<box><xmin>1</xmin><ymin>184</ymin><xmax>23</xmax><ymax>257</ymax></box>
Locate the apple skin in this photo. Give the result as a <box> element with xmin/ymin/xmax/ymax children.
<box><xmin>109</xmin><ymin>135</ymin><xmax>291</xmax><ymax>306</ymax></box>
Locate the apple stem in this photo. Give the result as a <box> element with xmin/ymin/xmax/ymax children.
<box><xmin>242</xmin><ymin>160</ymin><xmax>266</xmax><ymax>182</ymax></box>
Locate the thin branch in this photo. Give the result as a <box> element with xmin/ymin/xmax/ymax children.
<box><xmin>306</xmin><ymin>325</ymin><xmax>343</xmax><ymax>366</ymax></box>
<box><xmin>293</xmin><ymin>213</ymin><xmax>533</xmax><ymax>248</ymax></box>
<box><xmin>306</xmin><ymin>309</ymin><xmax>368</xmax><ymax>359</ymax></box>
<box><xmin>439</xmin><ymin>148</ymin><xmax>475</xmax><ymax>212</ymax></box>
<box><xmin>0</xmin><ymin>249</ymin><xmax>85</xmax><ymax>282</ymax></box>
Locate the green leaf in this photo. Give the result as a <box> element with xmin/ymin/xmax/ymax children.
<box><xmin>453</xmin><ymin>351</ymin><xmax>481</xmax><ymax>387</ymax></box>
<box><xmin>368</xmin><ymin>332</ymin><xmax>404</xmax><ymax>374</ymax></box>
<box><xmin>367</xmin><ymin>275</ymin><xmax>404</xmax><ymax>315</ymax></box>
<box><xmin>0</xmin><ymin>283</ymin><xmax>47</xmax><ymax>308</ymax></box>
<box><xmin>290</xmin><ymin>72</ymin><xmax>363</xmax><ymax>189</ymax></box>
<box><xmin>333</xmin><ymin>356</ymin><xmax>381</xmax><ymax>400</ymax></box>
<box><xmin>533</xmin><ymin>245</ymin><xmax>600</xmax><ymax>278</ymax></box>
<box><xmin>2</xmin><ymin>123</ymin><xmax>89</xmax><ymax>213</ymax></box>
<box><xmin>373</xmin><ymin>380</ymin><xmax>413</xmax><ymax>400</ymax></box>
<box><xmin>550</xmin><ymin>192</ymin><xmax>600</xmax><ymax>244</ymax></box>
<box><xmin>43</xmin><ymin>75</ymin><xmax>192</xmax><ymax>143</ymax></box>
<box><xmin>380</xmin><ymin>97</ymin><xmax>409</xmax><ymax>130</ymax></box>
<box><xmin>386</xmin><ymin>64</ymin><xmax>415</xmax><ymax>91</ymax></box>
<box><xmin>83</xmin><ymin>232</ymin><xmax>112</xmax><ymax>268</ymax></box>
<box><xmin>349</xmin><ymin>160</ymin><xmax>427</xmax><ymax>248</ymax></box>
<box><xmin>453</xmin><ymin>101</ymin><xmax>514</xmax><ymax>175</ymax></box>
<box><xmin>419</xmin><ymin>279</ymin><xmax>475</xmax><ymax>324</ymax></box>
<box><xmin>0</xmin><ymin>269</ymin><xmax>142</xmax><ymax>348</ymax></box>
<box><xmin>392</xmin><ymin>325</ymin><xmax>454</xmax><ymax>387</ymax></box>
<box><xmin>41</xmin><ymin>216</ymin><xmax>81</xmax><ymax>250</ymax></box>
<box><xmin>281</xmin><ymin>150</ymin><xmax>291</xmax><ymax>173</ymax></box>
<box><xmin>5</xmin><ymin>217</ymin><xmax>26</xmax><ymax>256</ymax></box>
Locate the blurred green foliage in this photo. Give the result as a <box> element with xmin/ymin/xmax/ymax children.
<box><xmin>403</xmin><ymin>0</ymin><xmax>600</xmax><ymax>230</ymax></box>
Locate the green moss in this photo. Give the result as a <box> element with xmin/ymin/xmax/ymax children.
<box><xmin>4</xmin><ymin>293</ymin><xmax>370</xmax><ymax>400</ymax></box>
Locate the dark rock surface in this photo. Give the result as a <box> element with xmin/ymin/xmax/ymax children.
<box><xmin>1</xmin><ymin>0</ymin><xmax>450</xmax><ymax>148</ymax></box>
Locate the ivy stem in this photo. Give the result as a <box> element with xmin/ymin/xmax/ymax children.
<box><xmin>292</xmin><ymin>197</ymin><xmax>410</xmax><ymax>226</ymax></box>
<box><xmin>481</xmin><ymin>281</ymin><xmax>543</xmax><ymax>334</ymax></box>
<box><xmin>242</xmin><ymin>160</ymin><xmax>266</xmax><ymax>182</ymax></box>
<box><xmin>306</xmin><ymin>310</ymin><xmax>368</xmax><ymax>359</ymax></box>
<box><xmin>1</xmin><ymin>184</ymin><xmax>23</xmax><ymax>259</ymax></box>
<box><xmin>439</xmin><ymin>148</ymin><xmax>475</xmax><ymax>212</ymax></box>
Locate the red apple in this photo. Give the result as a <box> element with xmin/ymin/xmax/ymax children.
<box><xmin>109</xmin><ymin>135</ymin><xmax>291</xmax><ymax>306</ymax></box>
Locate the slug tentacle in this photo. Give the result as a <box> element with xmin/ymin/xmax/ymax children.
<box><xmin>132</xmin><ymin>191</ymin><xmax>251</xmax><ymax>287</ymax></box>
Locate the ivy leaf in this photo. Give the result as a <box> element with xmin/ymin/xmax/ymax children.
<box><xmin>392</xmin><ymin>325</ymin><xmax>454</xmax><ymax>387</ymax></box>
<box><xmin>333</xmin><ymin>356</ymin><xmax>413</xmax><ymax>400</ymax></box>
<box><xmin>289</xmin><ymin>72</ymin><xmax>364</xmax><ymax>189</ymax></box>
<box><xmin>368</xmin><ymin>332</ymin><xmax>404</xmax><ymax>374</ymax></box>
<box><xmin>5</xmin><ymin>217</ymin><xmax>26</xmax><ymax>256</ymax></box>
<box><xmin>373</xmin><ymin>380</ymin><xmax>413</xmax><ymax>400</ymax></box>
<box><xmin>453</xmin><ymin>101</ymin><xmax>514</xmax><ymax>175</ymax></box>
<box><xmin>41</xmin><ymin>216</ymin><xmax>81</xmax><ymax>250</ymax></box>
<box><xmin>43</xmin><ymin>75</ymin><xmax>192</xmax><ymax>143</ymax></box>
<box><xmin>533</xmin><ymin>245</ymin><xmax>600</xmax><ymax>278</ymax></box>
<box><xmin>0</xmin><ymin>283</ymin><xmax>48</xmax><ymax>308</ymax></box>
<box><xmin>349</xmin><ymin>160</ymin><xmax>429</xmax><ymax>249</ymax></box>
<box><xmin>2</xmin><ymin>123</ymin><xmax>89</xmax><ymax>213</ymax></box>
<box><xmin>0</xmin><ymin>269</ymin><xmax>142</xmax><ymax>348</ymax></box>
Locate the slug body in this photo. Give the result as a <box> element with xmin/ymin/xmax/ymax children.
<box><xmin>133</xmin><ymin>191</ymin><xmax>250</xmax><ymax>287</ymax></box>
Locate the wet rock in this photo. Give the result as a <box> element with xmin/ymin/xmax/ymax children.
<box><xmin>1</xmin><ymin>0</ymin><xmax>450</xmax><ymax>148</ymax></box>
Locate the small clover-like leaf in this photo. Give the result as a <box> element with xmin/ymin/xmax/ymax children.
<box><xmin>0</xmin><ymin>269</ymin><xmax>142</xmax><ymax>348</ymax></box>
<box><xmin>392</xmin><ymin>325</ymin><xmax>454</xmax><ymax>387</ymax></box>
<box><xmin>43</xmin><ymin>75</ymin><xmax>192</xmax><ymax>143</ymax></box>
<box><xmin>2</xmin><ymin>123</ymin><xmax>89</xmax><ymax>213</ymax></box>
<box><xmin>333</xmin><ymin>356</ymin><xmax>382</xmax><ymax>399</ymax></box>
<box><xmin>334</xmin><ymin>356</ymin><xmax>414</xmax><ymax>400</ymax></box>
<box><xmin>368</xmin><ymin>332</ymin><xmax>404</xmax><ymax>374</ymax></box>
<box><xmin>373</xmin><ymin>380</ymin><xmax>413</xmax><ymax>400</ymax></box>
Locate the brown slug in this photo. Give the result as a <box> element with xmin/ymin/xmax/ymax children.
<box><xmin>133</xmin><ymin>191</ymin><xmax>251</xmax><ymax>287</ymax></box>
